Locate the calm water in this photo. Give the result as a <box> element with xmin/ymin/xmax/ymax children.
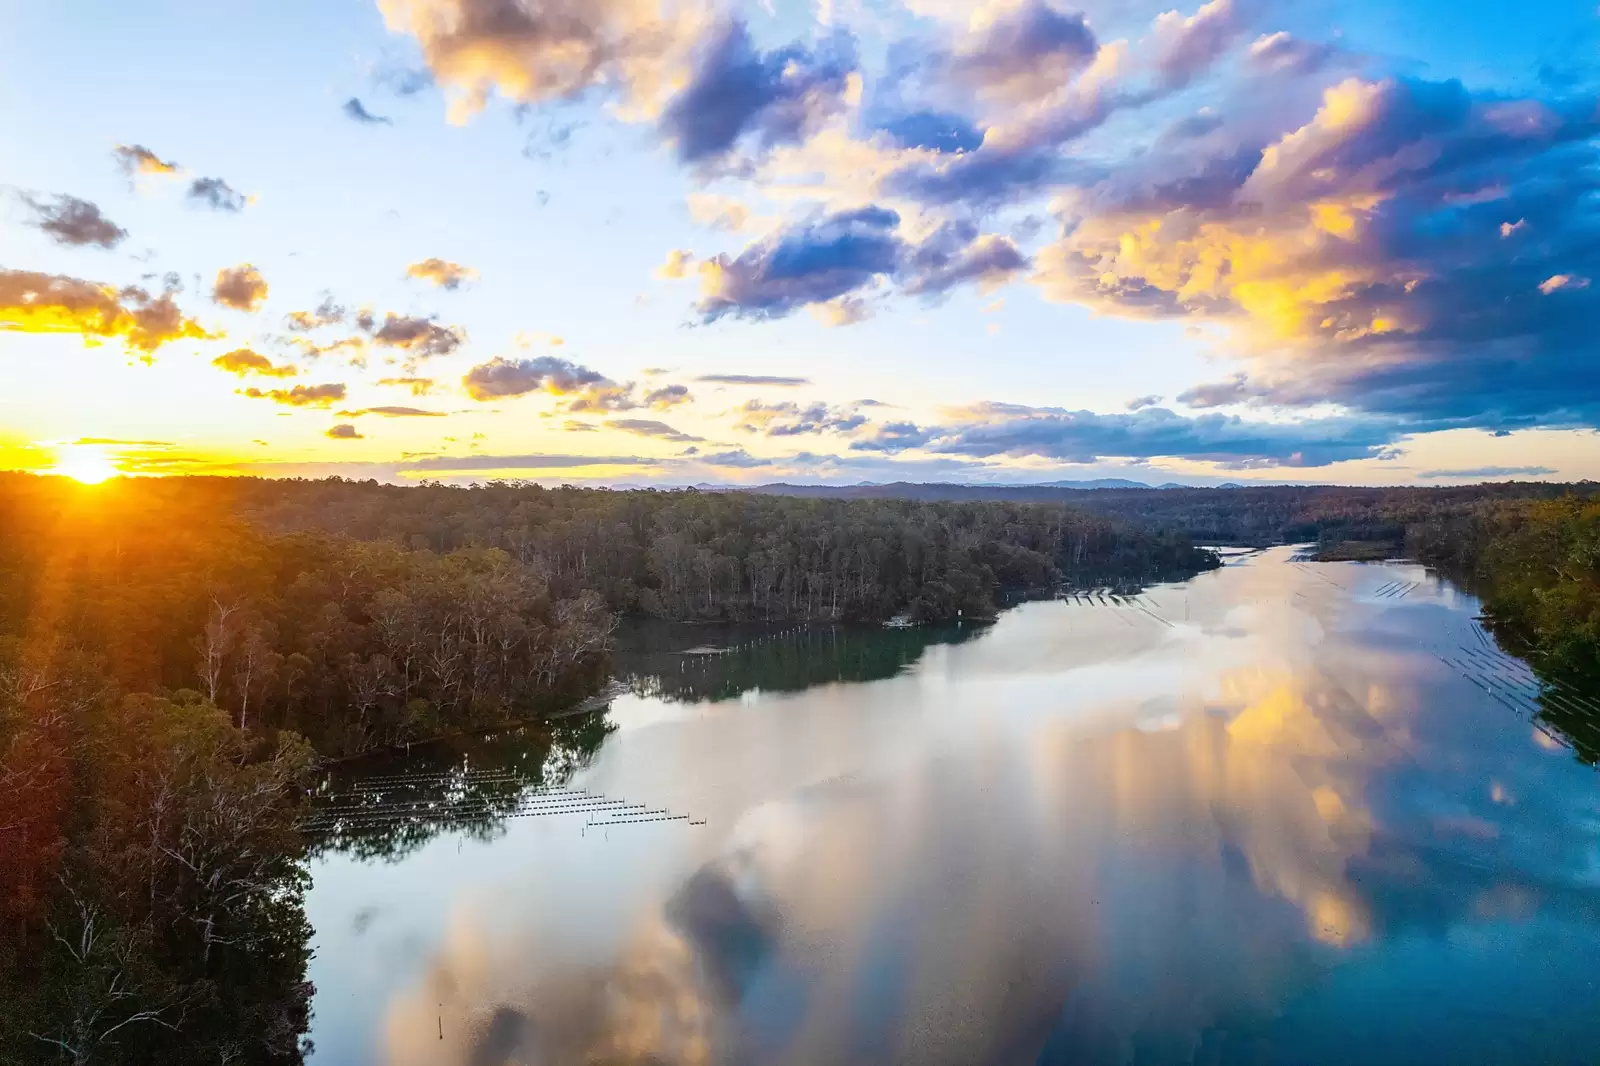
<box><xmin>304</xmin><ymin>547</ymin><xmax>1600</xmax><ymax>1065</ymax></box>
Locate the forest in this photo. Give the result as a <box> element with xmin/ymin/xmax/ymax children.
<box><xmin>1410</xmin><ymin>498</ymin><xmax>1600</xmax><ymax>698</ymax></box>
<box><xmin>0</xmin><ymin>475</ymin><xmax>615</xmax><ymax>760</ymax></box>
<box><xmin>198</xmin><ymin>476</ymin><xmax>1219</xmax><ymax>622</ymax></box>
<box><xmin>751</xmin><ymin>480</ymin><xmax>1600</xmax><ymax>549</ymax></box>
<box><xmin>6</xmin><ymin>470</ymin><xmax>1596</xmax><ymax>1063</ymax></box>
<box><xmin>0</xmin><ymin>472</ymin><xmax>1216</xmax><ymax>1064</ymax></box>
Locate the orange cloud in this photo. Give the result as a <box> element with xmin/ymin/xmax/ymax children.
<box><xmin>376</xmin><ymin>0</ymin><xmax>709</xmax><ymax>123</ymax></box>
<box><xmin>0</xmin><ymin>268</ymin><xmax>210</xmax><ymax>356</ymax></box>
<box><xmin>361</xmin><ymin>312</ymin><xmax>464</xmax><ymax>359</ymax></box>
<box><xmin>406</xmin><ymin>258</ymin><xmax>478</xmax><ymax>289</ymax></box>
<box><xmin>113</xmin><ymin>143</ymin><xmax>179</xmax><ymax>177</ymax></box>
<box><xmin>213</xmin><ymin>264</ymin><xmax>269</xmax><ymax>311</ymax></box>
<box><xmin>1539</xmin><ymin>274</ymin><xmax>1589</xmax><ymax>295</ymax></box>
<box><xmin>655</xmin><ymin>249</ymin><xmax>695</xmax><ymax>280</ymax></box>
<box><xmin>285</xmin><ymin>297</ymin><xmax>346</xmax><ymax>331</ymax></box>
<box><xmin>212</xmin><ymin>347</ymin><xmax>298</xmax><ymax>377</ymax></box>
<box><xmin>240</xmin><ymin>382</ymin><xmax>347</xmax><ymax>407</ymax></box>
<box><xmin>377</xmin><ymin>375</ymin><xmax>436</xmax><ymax>395</ymax></box>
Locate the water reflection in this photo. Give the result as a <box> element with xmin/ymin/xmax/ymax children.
<box><xmin>307</xmin><ymin>549</ymin><xmax>1600</xmax><ymax>1065</ymax></box>
<box><xmin>306</xmin><ymin>714</ymin><xmax>614</xmax><ymax>862</ymax></box>
<box><xmin>613</xmin><ymin>620</ymin><xmax>981</xmax><ymax>703</ymax></box>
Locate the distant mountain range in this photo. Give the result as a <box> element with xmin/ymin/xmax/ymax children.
<box><xmin>739</xmin><ymin>481</ymin><xmax>1214</xmax><ymax>502</ymax></box>
<box><xmin>619</xmin><ymin>480</ymin><xmax>1258</xmax><ymax>499</ymax></box>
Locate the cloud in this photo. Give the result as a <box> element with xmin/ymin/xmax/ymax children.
<box><xmin>22</xmin><ymin>194</ymin><xmax>127</xmax><ymax>248</ymax></box>
<box><xmin>326</xmin><ymin>423</ymin><xmax>365</xmax><ymax>439</ymax></box>
<box><xmin>73</xmin><ymin>437</ymin><xmax>175</xmax><ymax>447</ymax></box>
<box><xmin>344</xmin><ymin>97</ymin><xmax>393</xmax><ymax>124</ymax></box>
<box><xmin>213</xmin><ymin>264</ymin><xmax>269</xmax><ymax>311</ymax></box>
<box><xmin>851</xmin><ymin>401</ymin><xmax>1416</xmax><ymax>468</ymax></box>
<box><xmin>847</xmin><ymin>420</ymin><xmax>936</xmax><ymax>453</ymax></box>
<box><xmin>733</xmin><ymin>399</ymin><xmax>866</xmax><ymax>437</ymax></box>
<box><xmin>375</xmin><ymin>0</ymin><xmax>709</xmax><ymax>123</ymax></box>
<box><xmin>696</xmin><ymin>374</ymin><xmax>810</xmax><ymax>386</ymax></box>
<box><xmin>1416</xmin><ymin>466</ymin><xmax>1556</xmax><ymax>480</ymax></box>
<box><xmin>811</xmin><ymin>295</ymin><xmax>869</xmax><ymax>326</ymax></box>
<box><xmin>564</xmin><ymin>385</ymin><xmax>641</xmax><ymax>413</ymax></box>
<box><xmin>292</xmin><ymin>335</ymin><xmax>369</xmax><ymax>363</ymax></box>
<box><xmin>1539</xmin><ymin>274</ymin><xmax>1589</xmax><ymax>295</ymax></box>
<box><xmin>1127</xmin><ymin>394</ymin><xmax>1163</xmax><ymax>410</ymax></box>
<box><xmin>1175</xmin><ymin>374</ymin><xmax>1264</xmax><ymax>408</ymax></box>
<box><xmin>366</xmin><ymin>0</ymin><xmax>1600</xmax><ymax>439</ymax></box>
<box><xmin>1246</xmin><ymin>31</ymin><xmax>1333</xmax><ymax>76</ymax></box>
<box><xmin>187</xmin><ymin>176</ymin><xmax>247</xmax><ymax>212</ymax></box>
<box><xmin>656</xmin><ymin>249</ymin><xmax>695</xmax><ymax>280</ymax></box>
<box><xmin>382</xmin><ymin>0</ymin><xmax>856</xmax><ymax>173</ymax></box>
<box><xmin>460</xmin><ymin>355</ymin><xmax>637</xmax><ymax>415</ymax></box>
<box><xmin>605</xmin><ymin>418</ymin><xmax>704</xmax><ymax>442</ymax></box>
<box><xmin>946</xmin><ymin>0</ymin><xmax>1099</xmax><ymax>103</ymax></box>
<box><xmin>337</xmin><ymin>405</ymin><xmax>447</xmax><ymax>417</ymax></box>
<box><xmin>376</xmin><ymin>61</ymin><xmax>434</xmax><ymax>96</ymax></box>
<box><xmin>402</xmin><ymin>453</ymin><xmax>657</xmax><ymax>472</ymax></box>
<box><xmin>660</xmin><ymin>20</ymin><xmax>856</xmax><ymax>164</ymax></box>
<box><xmin>643</xmin><ymin>384</ymin><xmax>692</xmax><ymax>407</ymax></box>
<box><xmin>875</xmin><ymin>110</ymin><xmax>985</xmax><ymax>154</ymax></box>
<box><xmin>285</xmin><ymin>297</ymin><xmax>347</xmax><ymax>331</ymax></box>
<box><xmin>695</xmin><ymin>206</ymin><xmax>901</xmax><ymax>321</ymax></box>
<box><xmin>406</xmin><ymin>258</ymin><xmax>477</xmax><ymax>289</ymax></box>
<box><xmin>876</xmin><ymin>35</ymin><xmax>1134</xmax><ymax>209</ymax></box>
<box><xmin>462</xmin><ymin>355</ymin><xmax>604</xmax><ymax>399</ymax></box>
<box><xmin>240</xmin><ymin>383</ymin><xmax>348</xmax><ymax>407</ymax></box>
<box><xmin>1152</xmin><ymin>0</ymin><xmax>1248</xmax><ymax>90</ymax></box>
<box><xmin>1031</xmin><ymin>73</ymin><xmax>1600</xmax><ymax>428</ymax></box>
<box><xmin>901</xmin><ymin>221</ymin><xmax>1028</xmax><ymax>297</ymax></box>
<box><xmin>377</xmin><ymin>375</ymin><xmax>436</xmax><ymax>395</ymax></box>
<box><xmin>686</xmin><ymin>193</ymin><xmax>753</xmax><ymax>231</ymax></box>
<box><xmin>695</xmin><ymin>206</ymin><xmax>1028</xmax><ymax>320</ymax></box>
<box><xmin>692</xmin><ymin>449</ymin><xmax>772</xmax><ymax>468</ymax></box>
<box><xmin>212</xmin><ymin>348</ymin><xmax>297</xmax><ymax>377</ymax></box>
<box><xmin>363</xmin><ymin>312</ymin><xmax>464</xmax><ymax>358</ymax></box>
<box><xmin>0</xmin><ymin>269</ymin><xmax>209</xmax><ymax>355</ymax></box>
<box><xmin>112</xmin><ymin>144</ymin><xmax>179</xmax><ymax>178</ymax></box>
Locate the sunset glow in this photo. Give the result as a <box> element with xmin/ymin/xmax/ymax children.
<box><xmin>50</xmin><ymin>445</ymin><xmax>119</xmax><ymax>485</ymax></box>
<box><xmin>2</xmin><ymin>1</ymin><xmax>1598</xmax><ymax>486</ymax></box>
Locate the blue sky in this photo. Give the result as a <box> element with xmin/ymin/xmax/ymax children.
<box><xmin>2</xmin><ymin>0</ymin><xmax>1598</xmax><ymax>486</ymax></box>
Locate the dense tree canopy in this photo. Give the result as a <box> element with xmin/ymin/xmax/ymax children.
<box><xmin>177</xmin><ymin>476</ymin><xmax>1218</xmax><ymax>623</ymax></box>
<box><xmin>0</xmin><ymin>472</ymin><xmax>1220</xmax><ymax>1063</ymax></box>
<box><xmin>746</xmin><ymin>480</ymin><xmax>1600</xmax><ymax>549</ymax></box>
<box><xmin>1409</xmin><ymin>498</ymin><xmax>1600</xmax><ymax>684</ymax></box>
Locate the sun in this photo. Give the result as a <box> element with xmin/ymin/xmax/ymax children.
<box><xmin>52</xmin><ymin>445</ymin><xmax>120</xmax><ymax>485</ymax></box>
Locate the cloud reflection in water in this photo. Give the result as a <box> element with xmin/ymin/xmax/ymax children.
<box><xmin>328</xmin><ymin>550</ymin><xmax>1600</xmax><ymax>1065</ymax></box>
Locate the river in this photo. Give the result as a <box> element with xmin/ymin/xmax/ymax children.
<box><xmin>302</xmin><ymin>546</ymin><xmax>1600</xmax><ymax>1065</ymax></box>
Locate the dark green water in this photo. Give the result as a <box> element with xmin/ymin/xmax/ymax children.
<box><xmin>304</xmin><ymin>548</ymin><xmax>1600</xmax><ymax>1065</ymax></box>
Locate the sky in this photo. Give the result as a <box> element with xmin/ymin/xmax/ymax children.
<box><xmin>3</xmin><ymin>0</ymin><xmax>1599</xmax><ymax>488</ymax></box>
